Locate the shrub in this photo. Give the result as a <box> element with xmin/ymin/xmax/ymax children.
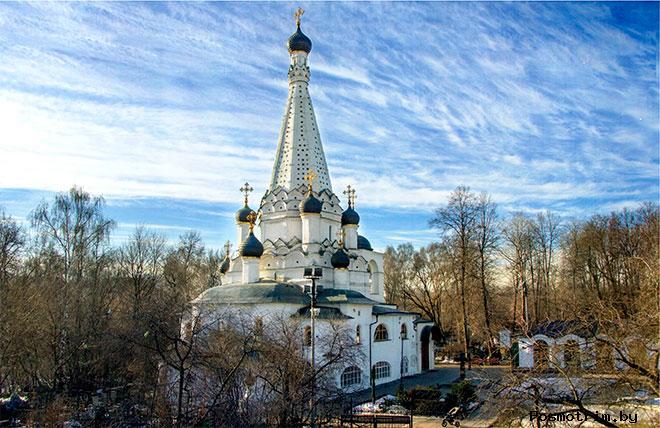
<box><xmin>414</xmin><ymin>399</ymin><xmax>445</xmax><ymax>416</ymax></box>
<box><xmin>445</xmin><ymin>381</ymin><xmax>476</xmax><ymax>408</ymax></box>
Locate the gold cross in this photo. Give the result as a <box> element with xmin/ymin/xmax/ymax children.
<box><xmin>304</xmin><ymin>169</ymin><xmax>316</xmax><ymax>192</ymax></box>
<box><xmin>240</xmin><ymin>182</ymin><xmax>253</xmax><ymax>205</ymax></box>
<box><xmin>246</xmin><ymin>211</ymin><xmax>257</xmax><ymax>232</ymax></box>
<box><xmin>336</xmin><ymin>228</ymin><xmax>345</xmax><ymax>247</ymax></box>
<box><xmin>224</xmin><ymin>241</ymin><xmax>232</xmax><ymax>258</ymax></box>
<box><xmin>343</xmin><ymin>185</ymin><xmax>356</xmax><ymax>208</ymax></box>
<box><xmin>294</xmin><ymin>7</ymin><xmax>304</xmax><ymax>27</ymax></box>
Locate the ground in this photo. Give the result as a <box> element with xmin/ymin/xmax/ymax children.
<box><xmin>348</xmin><ymin>364</ymin><xmax>505</xmax><ymax>427</ymax></box>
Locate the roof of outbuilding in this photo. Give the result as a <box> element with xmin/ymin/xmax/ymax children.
<box><xmin>372</xmin><ymin>305</ymin><xmax>418</xmax><ymax>316</ymax></box>
<box><xmin>529</xmin><ymin>320</ymin><xmax>595</xmax><ymax>338</ymax></box>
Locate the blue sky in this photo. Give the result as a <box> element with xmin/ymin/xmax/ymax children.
<box><xmin>0</xmin><ymin>1</ymin><xmax>658</xmax><ymax>250</ymax></box>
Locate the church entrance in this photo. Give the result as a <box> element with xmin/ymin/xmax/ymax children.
<box><xmin>421</xmin><ymin>334</ymin><xmax>430</xmax><ymax>371</ymax></box>
<box><xmin>420</xmin><ymin>326</ymin><xmax>442</xmax><ymax>371</ymax></box>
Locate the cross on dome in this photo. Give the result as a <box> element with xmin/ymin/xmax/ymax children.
<box><xmin>240</xmin><ymin>182</ymin><xmax>254</xmax><ymax>205</ymax></box>
<box><xmin>223</xmin><ymin>241</ymin><xmax>232</xmax><ymax>258</ymax></box>
<box><xmin>304</xmin><ymin>169</ymin><xmax>317</xmax><ymax>191</ymax></box>
<box><xmin>294</xmin><ymin>7</ymin><xmax>304</xmax><ymax>27</ymax></box>
<box><xmin>246</xmin><ymin>211</ymin><xmax>258</xmax><ymax>231</ymax></box>
<box><xmin>343</xmin><ymin>185</ymin><xmax>357</xmax><ymax>208</ymax></box>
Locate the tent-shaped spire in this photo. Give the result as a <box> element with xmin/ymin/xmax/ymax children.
<box><xmin>269</xmin><ymin>13</ymin><xmax>332</xmax><ymax>193</ymax></box>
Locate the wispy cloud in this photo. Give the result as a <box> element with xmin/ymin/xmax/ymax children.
<box><xmin>0</xmin><ymin>1</ymin><xmax>657</xmax><ymax>248</ymax></box>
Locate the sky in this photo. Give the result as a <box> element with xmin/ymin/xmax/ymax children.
<box><xmin>0</xmin><ymin>1</ymin><xmax>658</xmax><ymax>251</ymax></box>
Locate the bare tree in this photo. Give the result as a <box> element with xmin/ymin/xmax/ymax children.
<box><xmin>473</xmin><ymin>193</ymin><xmax>499</xmax><ymax>354</ymax></box>
<box><xmin>29</xmin><ymin>186</ymin><xmax>116</xmax><ymax>391</ymax></box>
<box><xmin>383</xmin><ymin>243</ymin><xmax>415</xmax><ymax>308</ymax></box>
<box><xmin>430</xmin><ymin>186</ymin><xmax>478</xmax><ymax>367</ymax></box>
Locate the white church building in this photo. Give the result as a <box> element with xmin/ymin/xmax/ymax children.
<box><xmin>191</xmin><ymin>13</ymin><xmax>436</xmax><ymax>391</ymax></box>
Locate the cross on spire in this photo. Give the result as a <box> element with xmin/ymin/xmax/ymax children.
<box><xmin>294</xmin><ymin>7</ymin><xmax>304</xmax><ymax>27</ymax></box>
<box><xmin>240</xmin><ymin>182</ymin><xmax>253</xmax><ymax>205</ymax></box>
<box><xmin>343</xmin><ymin>185</ymin><xmax>356</xmax><ymax>208</ymax></box>
<box><xmin>223</xmin><ymin>241</ymin><xmax>232</xmax><ymax>258</ymax></box>
<box><xmin>246</xmin><ymin>211</ymin><xmax>257</xmax><ymax>232</ymax></box>
<box><xmin>304</xmin><ymin>169</ymin><xmax>317</xmax><ymax>192</ymax></box>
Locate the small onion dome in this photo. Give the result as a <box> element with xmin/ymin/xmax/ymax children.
<box><xmin>287</xmin><ymin>24</ymin><xmax>312</xmax><ymax>53</ymax></box>
<box><xmin>240</xmin><ymin>232</ymin><xmax>264</xmax><ymax>258</ymax></box>
<box><xmin>220</xmin><ymin>256</ymin><xmax>230</xmax><ymax>274</ymax></box>
<box><xmin>300</xmin><ymin>193</ymin><xmax>323</xmax><ymax>214</ymax></box>
<box><xmin>341</xmin><ymin>207</ymin><xmax>360</xmax><ymax>226</ymax></box>
<box><xmin>236</xmin><ymin>204</ymin><xmax>256</xmax><ymax>223</ymax></box>
<box><xmin>357</xmin><ymin>235</ymin><xmax>373</xmax><ymax>251</ymax></box>
<box><xmin>331</xmin><ymin>247</ymin><xmax>350</xmax><ymax>269</ymax></box>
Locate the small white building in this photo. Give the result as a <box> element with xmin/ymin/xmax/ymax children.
<box><xmin>190</xmin><ymin>17</ymin><xmax>435</xmax><ymax>392</ymax></box>
<box><xmin>503</xmin><ymin>321</ymin><xmax>608</xmax><ymax>371</ymax></box>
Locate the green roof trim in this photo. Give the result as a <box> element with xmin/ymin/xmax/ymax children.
<box><xmin>292</xmin><ymin>305</ymin><xmax>353</xmax><ymax>320</ymax></box>
<box><xmin>193</xmin><ymin>280</ymin><xmax>378</xmax><ymax>306</ymax></box>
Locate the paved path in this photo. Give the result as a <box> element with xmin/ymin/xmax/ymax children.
<box><xmin>349</xmin><ymin>365</ymin><xmax>507</xmax><ymax>405</ymax></box>
<box><xmin>347</xmin><ymin>365</ymin><xmax>506</xmax><ymax>427</ymax></box>
<box><xmin>348</xmin><ymin>366</ymin><xmax>460</xmax><ymax>404</ymax></box>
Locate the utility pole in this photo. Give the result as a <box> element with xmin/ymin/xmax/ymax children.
<box><xmin>304</xmin><ymin>266</ymin><xmax>322</xmax><ymax>428</ymax></box>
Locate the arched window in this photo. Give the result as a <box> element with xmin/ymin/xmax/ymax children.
<box><xmin>374</xmin><ymin>324</ymin><xmax>389</xmax><ymax>342</ymax></box>
<box><xmin>401</xmin><ymin>356</ymin><xmax>409</xmax><ymax>375</ymax></box>
<box><xmin>564</xmin><ymin>340</ymin><xmax>580</xmax><ymax>369</ymax></box>
<box><xmin>355</xmin><ymin>325</ymin><xmax>361</xmax><ymax>344</ymax></box>
<box><xmin>534</xmin><ymin>340</ymin><xmax>549</xmax><ymax>369</ymax></box>
<box><xmin>368</xmin><ymin>260</ymin><xmax>378</xmax><ymax>294</ymax></box>
<box><xmin>367</xmin><ymin>264</ymin><xmax>373</xmax><ymax>290</ymax></box>
<box><xmin>373</xmin><ymin>361</ymin><xmax>391</xmax><ymax>380</ymax></box>
<box><xmin>400</xmin><ymin>323</ymin><xmax>408</xmax><ymax>340</ymax></box>
<box><xmin>341</xmin><ymin>366</ymin><xmax>362</xmax><ymax>388</ymax></box>
<box><xmin>304</xmin><ymin>326</ymin><xmax>312</xmax><ymax>347</ymax></box>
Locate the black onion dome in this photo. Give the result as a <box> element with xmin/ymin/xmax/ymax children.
<box><xmin>357</xmin><ymin>235</ymin><xmax>373</xmax><ymax>251</ymax></box>
<box><xmin>220</xmin><ymin>256</ymin><xmax>230</xmax><ymax>274</ymax></box>
<box><xmin>300</xmin><ymin>193</ymin><xmax>323</xmax><ymax>214</ymax></box>
<box><xmin>341</xmin><ymin>207</ymin><xmax>360</xmax><ymax>225</ymax></box>
<box><xmin>287</xmin><ymin>24</ymin><xmax>312</xmax><ymax>53</ymax></box>
<box><xmin>240</xmin><ymin>232</ymin><xmax>264</xmax><ymax>257</ymax></box>
<box><xmin>236</xmin><ymin>204</ymin><xmax>256</xmax><ymax>223</ymax></box>
<box><xmin>331</xmin><ymin>247</ymin><xmax>350</xmax><ymax>269</ymax></box>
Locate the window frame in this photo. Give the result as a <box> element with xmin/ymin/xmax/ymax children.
<box><xmin>374</xmin><ymin>324</ymin><xmax>389</xmax><ymax>342</ymax></box>
<box><xmin>373</xmin><ymin>361</ymin><xmax>391</xmax><ymax>380</ymax></box>
<box><xmin>341</xmin><ymin>366</ymin><xmax>362</xmax><ymax>388</ymax></box>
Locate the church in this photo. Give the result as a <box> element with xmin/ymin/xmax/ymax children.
<box><xmin>191</xmin><ymin>10</ymin><xmax>435</xmax><ymax>392</ymax></box>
